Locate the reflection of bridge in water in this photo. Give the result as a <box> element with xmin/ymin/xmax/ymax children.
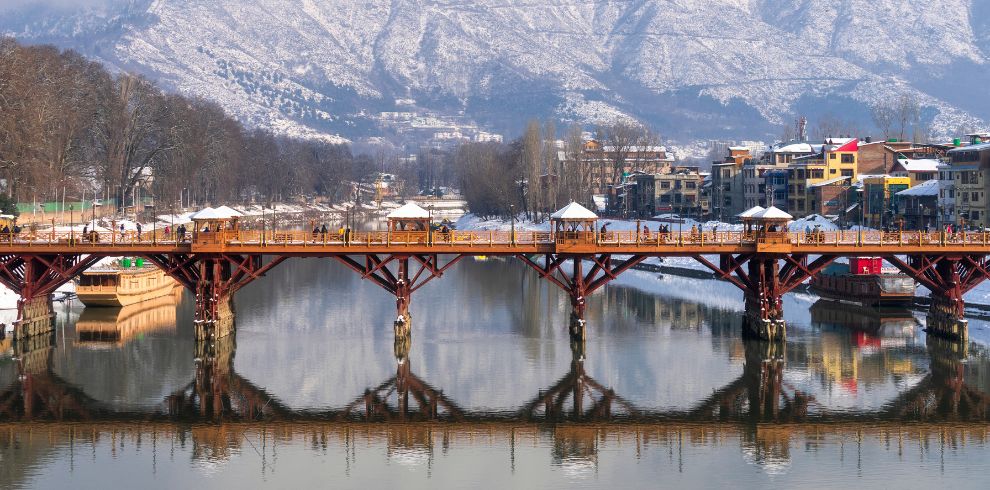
<box><xmin>2</xmin><ymin>328</ymin><xmax>988</xmax><ymax>425</ymax></box>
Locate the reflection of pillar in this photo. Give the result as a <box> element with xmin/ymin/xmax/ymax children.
<box><xmin>192</xmin><ymin>334</ymin><xmax>236</xmax><ymax>420</ymax></box>
<box><xmin>743</xmin><ymin>257</ymin><xmax>785</xmax><ymax>341</ymax></box>
<box><xmin>926</xmin><ymin>259</ymin><xmax>968</xmax><ymax>342</ymax></box>
<box><xmin>925</xmin><ymin>335</ymin><xmax>968</xmax><ymax>420</ymax></box>
<box><xmin>743</xmin><ymin>340</ymin><xmax>786</xmax><ymax>421</ymax></box>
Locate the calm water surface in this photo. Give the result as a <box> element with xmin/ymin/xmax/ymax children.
<box><xmin>1</xmin><ymin>258</ymin><xmax>989</xmax><ymax>489</ymax></box>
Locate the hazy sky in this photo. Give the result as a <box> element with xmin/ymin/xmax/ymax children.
<box><xmin>0</xmin><ymin>0</ymin><xmax>117</xmax><ymax>12</ymax></box>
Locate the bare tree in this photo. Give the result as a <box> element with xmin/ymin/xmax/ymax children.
<box><xmin>895</xmin><ymin>94</ymin><xmax>921</xmax><ymax>141</ymax></box>
<box><xmin>871</xmin><ymin>103</ymin><xmax>895</xmax><ymax>140</ymax></box>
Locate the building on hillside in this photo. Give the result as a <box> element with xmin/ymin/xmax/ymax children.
<box><xmin>946</xmin><ymin>138</ymin><xmax>990</xmax><ymax>229</ymax></box>
<box><xmin>576</xmin><ymin>140</ymin><xmax>674</xmax><ymax>195</ymax></box>
<box><xmin>862</xmin><ymin>176</ymin><xmax>910</xmax><ymax>228</ymax></box>
<box><xmin>710</xmin><ymin>147</ymin><xmax>751</xmax><ymax>220</ymax></box>
<box><xmin>856</xmin><ymin>139</ymin><xmax>948</xmax><ymax>175</ymax></box>
<box><xmin>738</xmin><ymin>140</ymin><xmax>768</xmax><ymax>159</ymax></box>
<box><xmin>764</xmin><ymin>169</ymin><xmax>789</xmax><ymax>209</ymax></box>
<box><xmin>808</xmin><ymin>176</ymin><xmax>853</xmax><ymax>219</ymax></box>
<box><xmin>630</xmin><ymin>166</ymin><xmax>704</xmax><ymax>218</ymax></box>
<box><xmin>785</xmin><ymin>138</ymin><xmax>859</xmax><ymax>218</ymax></box>
<box><xmin>895</xmin><ymin>179</ymin><xmax>939</xmax><ymax>230</ymax></box>
<box><xmin>937</xmin><ymin>162</ymin><xmax>956</xmax><ymax>228</ymax></box>
<box><xmin>764</xmin><ymin>141</ymin><xmax>820</xmax><ymax>165</ymax></box>
<box><xmin>891</xmin><ymin>158</ymin><xmax>940</xmax><ymax>186</ymax></box>
<box><xmin>742</xmin><ymin>158</ymin><xmax>790</xmax><ymax>210</ymax></box>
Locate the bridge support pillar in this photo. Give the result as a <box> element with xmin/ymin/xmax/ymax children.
<box><xmin>743</xmin><ymin>257</ymin><xmax>785</xmax><ymax>341</ymax></box>
<box><xmin>887</xmin><ymin>254</ymin><xmax>990</xmax><ymax>343</ymax></box>
<box><xmin>146</xmin><ymin>254</ymin><xmax>286</xmax><ymax>342</ymax></box>
<box><xmin>333</xmin><ymin>254</ymin><xmax>464</xmax><ymax>339</ymax></box>
<box><xmin>517</xmin><ymin>254</ymin><xmax>645</xmax><ymax>342</ymax></box>
<box><xmin>394</xmin><ymin>257</ymin><xmax>412</xmax><ymax>338</ymax></box>
<box><xmin>694</xmin><ymin>253</ymin><xmax>836</xmax><ymax>342</ymax></box>
<box><xmin>0</xmin><ymin>254</ymin><xmax>101</xmax><ymax>340</ymax></box>
<box><xmin>193</xmin><ymin>258</ymin><xmax>237</xmax><ymax>341</ymax></box>
<box><xmin>927</xmin><ymin>258</ymin><xmax>968</xmax><ymax>343</ymax></box>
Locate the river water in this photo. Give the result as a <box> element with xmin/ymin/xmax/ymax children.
<box><xmin>1</xmin><ymin>257</ymin><xmax>989</xmax><ymax>488</ymax></box>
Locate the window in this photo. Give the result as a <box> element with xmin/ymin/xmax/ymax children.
<box><xmin>723</xmin><ymin>170</ymin><xmax>732</xmax><ymax>178</ymax></box>
<box><xmin>830</xmin><ymin>168</ymin><xmax>837</xmax><ymax>174</ymax></box>
<box><xmin>660</xmin><ymin>181</ymin><xmax>670</xmax><ymax>189</ymax></box>
<box><xmin>974</xmin><ymin>192</ymin><xmax>980</xmax><ymax>201</ymax></box>
<box><xmin>829</xmin><ymin>153</ymin><xmax>837</xmax><ymax>160</ymax></box>
<box><xmin>811</xmin><ymin>169</ymin><xmax>824</xmax><ymax>179</ymax></box>
<box><xmin>686</xmin><ymin>182</ymin><xmax>696</xmax><ymax>189</ymax></box>
<box><xmin>841</xmin><ymin>169</ymin><xmax>854</xmax><ymax>177</ymax></box>
<box><xmin>841</xmin><ymin>154</ymin><xmax>855</xmax><ymax>163</ymax></box>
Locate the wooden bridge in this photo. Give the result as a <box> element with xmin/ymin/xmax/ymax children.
<box><xmin>2</xmin><ymin>227</ymin><xmax>989</xmax><ymax>341</ymax></box>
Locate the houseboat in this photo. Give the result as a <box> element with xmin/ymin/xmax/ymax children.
<box><xmin>76</xmin><ymin>287</ymin><xmax>181</xmax><ymax>345</ymax></box>
<box><xmin>809</xmin><ymin>257</ymin><xmax>915</xmax><ymax>306</ymax></box>
<box><xmin>76</xmin><ymin>258</ymin><xmax>179</xmax><ymax>307</ymax></box>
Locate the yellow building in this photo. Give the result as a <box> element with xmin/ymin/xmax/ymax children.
<box><xmin>786</xmin><ymin>138</ymin><xmax>859</xmax><ymax>217</ymax></box>
<box><xmin>862</xmin><ymin>175</ymin><xmax>910</xmax><ymax>228</ymax></box>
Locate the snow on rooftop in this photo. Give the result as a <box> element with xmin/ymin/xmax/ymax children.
<box><xmin>551</xmin><ymin>202</ymin><xmax>598</xmax><ymax>220</ymax></box>
<box><xmin>190</xmin><ymin>207</ymin><xmax>239</xmax><ymax>220</ymax></box>
<box><xmin>752</xmin><ymin>206</ymin><xmax>793</xmax><ymax>220</ymax></box>
<box><xmin>775</xmin><ymin>143</ymin><xmax>817</xmax><ymax>153</ymax></box>
<box><xmin>214</xmin><ymin>205</ymin><xmax>244</xmax><ymax>217</ymax></box>
<box><xmin>896</xmin><ymin>158</ymin><xmax>940</xmax><ymax>172</ymax></box>
<box><xmin>737</xmin><ymin>206</ymin><xmax>765</xmax><ymax>218</ymax></box>
<box><xmin>896</xmin><ymin>179</ymin><xmax>939</xmax><ymax>196</ymax></box>
<box><xmin>387</xmin><ymin>202</ymin><xmax>430</xmax><ymax>219</ymax></box>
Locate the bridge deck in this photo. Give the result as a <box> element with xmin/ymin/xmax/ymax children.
<box><xmin>2</xmin><ymin>229</ymin><xmax>990</xmax><ymax>255</ymax></box>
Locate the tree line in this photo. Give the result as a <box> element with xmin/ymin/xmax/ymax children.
<box><xmin>456</xmin><ymin>120</ymin><xmax>659</xmax><ymax>220</ymax></box>
<box><xmin>0</xmin><ymin>39</ymin><xmax>374</xmax><ymax>210</ymax></box>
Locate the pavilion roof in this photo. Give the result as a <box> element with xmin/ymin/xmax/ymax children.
<box><xmin>736</xmin><ymin>206</ymin><xmax>765</xmax><ymax>219</ymax></box>
<box><xmin>752</xmin><ymin>206</ymin><xmax>793</xmax><ymax>220</ymax></box>
<box><xmin>387</xmin><ymin>202</ymin><xmax>430</xmax><ymax>219</ymax></box>
<box><xmin>190</xmin><ymin>207</ymin><xmax>238</xmax><ymax>220</ymax></box>
<box><xmin>551</xmin><ymin>202</ymin><xmax>598</xmax><ymax>220</ymax></box>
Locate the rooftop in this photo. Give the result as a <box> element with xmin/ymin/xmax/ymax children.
<box><xmin>752</xmin><ymin>206</ymin><xmax>793</xmax><ymax>220</ymax></box>
<box><xmin>551</xmin><ymin>201</ymin><xmax>598</xmax><ymax>220</ymax></box>
<box><xmin>896</xmin><ymin>179</ymin><xmax>939</xmax><ymax>197</ymax></box>
<box><xmin>387</xmin><ymin>202</ymin><xmax>431</xmax><ymax>219</ymax></box>
<box><xmin>895</xmin><ymin>158</ymin><xmax>940</xmax><ymax>173</ymax></box>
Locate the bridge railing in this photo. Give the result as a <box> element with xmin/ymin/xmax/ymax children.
<box><xmin>2</xmin><ymin>229</ymin><xmax>990</xmax><ymax>249</ymax></box>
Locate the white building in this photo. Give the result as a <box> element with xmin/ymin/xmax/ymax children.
<box><xmin>937</xmin><ymin>162</ymin><xmax>956</xmax><ymax>227</ymax></box>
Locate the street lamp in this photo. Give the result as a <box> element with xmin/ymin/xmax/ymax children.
<box><xmin>510</xmin><ymin>204</ymin><xmax>516</xmax><ymax>245</ymax></box>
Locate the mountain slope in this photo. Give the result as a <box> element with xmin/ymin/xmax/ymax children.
<box><xmin>3</xmin><ymin>0</ymin><xmax>988</xmax><ymax>141</ymax></box>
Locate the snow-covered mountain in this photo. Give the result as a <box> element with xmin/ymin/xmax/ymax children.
<box><xmin>4</xmin><ymin>0</ymin><xmax>990</xmax><ymax>141</ymax></box>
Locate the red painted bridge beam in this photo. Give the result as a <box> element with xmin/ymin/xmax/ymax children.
<box><xmin>515</xmin><ymin>254</ymin><xmax>645</xmax><ymax>341</ymax></box>
<box><xmin>887</xmin><ymin>254</ymin><xmax>990</xmax><ymax>341</ymax></box>
<box><xmin>692</xmin><ymin>253</ymin><xmax>836</xmax><ymax>340</ymax></box>
<box><xmin>332</xmin><ymin>254</ymin><xmax>465</xmax><ymax>336</ymax></box>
